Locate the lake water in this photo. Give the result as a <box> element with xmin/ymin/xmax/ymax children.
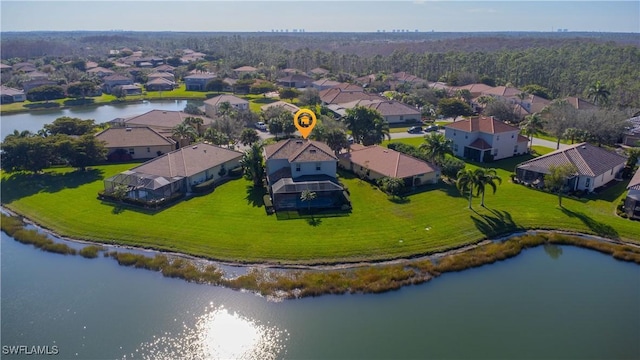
<box><xmin>2</xmin><ymin>231</ymin><xmax>639</xmax><ymax>359</ymax></box>
<box><xmin>0</xmin><ymin>100</ymin><xmax>200</xmax><ymax>140</ymax></box>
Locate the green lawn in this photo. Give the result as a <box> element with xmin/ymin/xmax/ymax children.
<box><xmin>2</xmin><ymin>152</ymin><xmax>638</xmax><ymax>264</ymax></box>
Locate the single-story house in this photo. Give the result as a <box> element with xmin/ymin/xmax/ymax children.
<box><xmin>153</xmin><ymin>64</ymin><xmax>176</xmax><ymax>73</ymax></box>
<box><xmin>277</xmin><ymin>74</ymin><xmax>314</xmax><ymax>88</ymax></box>
<box><xmin>319</xmin><ymin>87</ymin><xmax>385</xmax><ymax>105</ymax></box>
<box><xmin>120</xmin><ymin>84</ymin><xmax>142</xmax><ymax>95</ymax></box>
<box><xmin>624</xmin><ymin>168</ymin><xmax>640</xmax><ymax>219</ymax></box>
<box><xmin>445</xmin><ymin>116</ymin><xmax>529</xmax><ymax>162</ymax></box>
<box><xmin>515</xmin><ymin>142</ymin><xmax>627</xmax><ymax>192</ymax></box>
<box><xmin>103</xmin><ymin>74</ymin><xmax>134</xmax><ymax>93</ymax></box>
<box><xmin>0</xmin><ymin>63</ymin><xmax>13</xmax><ymax>72</ymax></box>
<box><xmin>312</xmin><ymin>79</ymin><xmax>342</xmax><ymax>91</ymax></box>
<box><xmin>0</xmin><ymin>85</ymin><xmax>26</xmax><ymax>103</ymax></box>
<box><xmin>184</xmin><ymin>73</ymin><xmax>216</xmax><ymax>91</ymax></box>
<box><xmin>86</xmin><ymin>67</ymin><xmax>115</xmax><ymax>77</ymax></box>
<box><xmin>339</xmin><ymin>145</ymin><xmax>440</xmax><ymax>187</ymax></box>
<box><xmin>147</xmin><ymin>72</ymin><xmax>175</xmax><ymax>82</ymax></box>
<box><xmin>622</xmin><ymin>115</ymin><xmax>640</xmax><ymax>146</ymax></box>
<box><xmin>22</xmin><ymin>79</ymin><xmax>57</xmax><ymax>92</ymax></box>
<box><xmin>563</xmin><ymin>96</ymin><xmax>599</xmax><ymax>111</ymax></box>
<box><xmin>103</xmin><ymin>143</ymin><xmax>243</xmax><ymax>203</ymax></box>
<box><xmin>204</xmin><ymin>94</ymin><xmax>249</xmax><ymax>117</ymax></box>
<box><xmin>264</xmin><ymin>139</ymin><xmax>348</xmax><ymax>211</ymax></box>
<box><xmin>133</xmin><ymin>57</ymin><xmax>164</xmax><ymax>67</ymax></box>
<box><xmin>96</xmin><ymin>126</ymin><xmax>176</xmax><ymax>160</ymax></box>
<box><xmin>145</xmin><ymin>77</ymin><xmax>176</xmax><ymax>92</ymax></box>
<box><xmin>233</xmin><ymin>66</ymin><xmax>258</xmax><ymax>78</ymax></box>
<box><xmin>453</xmin><ymin>83</ymin><xmax>495</xmax><ymax>97</ymax></box>
<box><xmin>308</xmin><ymin>67</ymin><xmax>330</xmax><ymax>77</ymax></box>
<box><xmin>260</xmin><ymin>100</ymin><xmax>300</xmax><ymax>114</ymax></box>
<box><xmin>360</xmin><ymin>99</ymin><xmax>421</xmax><ymax>124</ymax></box>
<box><xmin>109</xmin><ymin>110</ymin><xmax>214</xmax><ymax>139</ymax></box>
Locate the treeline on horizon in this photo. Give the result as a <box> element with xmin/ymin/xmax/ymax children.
<box><xmin>2</xmin><ymin>31</ymin><xmax>639</xmax><ymax>108</ymax></box>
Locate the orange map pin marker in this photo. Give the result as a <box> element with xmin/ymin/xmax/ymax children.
<box><xmin>293</xmin><ymin>109</ymin><xmax>317</xmax><ymax>139</ymax></box>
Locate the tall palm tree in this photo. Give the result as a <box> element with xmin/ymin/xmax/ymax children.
<box><xmin>183</xmin><ymin>117</ymin><xmax>204</xmax><ymax>135</ymax></box>
<box><xmin>217</xmin><ymin>101</ymin><xmax>235</xmax><ymax>116</ymax></box>
<box><xmin>456</xmin><ymin>169</ymin><xmax>481</xmax><ymax>209</ymax></box>
<box><xmin>521</xmin><ymin>114</ymin><xmax>545</xmax><ymax>151</ymax></box>
<box><xmin>475</xmin><ymin>168</ymin><xmax>502</xmax><ymax>207</ymax></box>
<box><xmin>241</xmin><ymin>142</ymin><xmax>265</xmax><ymax>187</ymax></box>
<box><xmin>300</xmin><ymin>189</ymin><xmax>317</xmax><ymax>214</ymax></box>
<box><xmin>172</xmin><ymin>123</ymin><xmax>198</xmax><ymax>147</ymax></box>
<box><xmin>419</xmin><ymin>132</ymin><xmax>453</xmax><ymax>165</ymax></box>
<box><xmin>587</xmin><ymin>80</ymin><xmax>610</xmax><ymax>106</ymax></box>
<box><xmin>203</xmin><ymin>127</ymin><xmax>228</xmax><ymax>146</ymax></box>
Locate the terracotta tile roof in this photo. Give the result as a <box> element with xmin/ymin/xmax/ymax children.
<box><xmin>320</xmin><ymin>88</ymin><xmax>383</xmax><ymax>104</ymax></box>
<box><xmin>203</xmin><ymin>94</ymin><xmax>249</xmax><ymax>106</ymax></box>
<box><xmin>340</xmin><ymin>145</ymin><xmax>439</xmax><ymax>179</ymax></box>
<box><xmin>391</xmin><ymin>72</ymin><xmax>425</xmax><ymax>83</ymax></box>
<box><xmin>628</xmin><ymin>168</ymin><xmax>640</xmax><ymax>190</ymax></box>
<box><xmin>563</xmin><ymin>96</ymin><xmax>599</xmax><ymax>110</ymax></box>
<box><xmin>87</xmin><ymin>67</ymin><xmax>114</xmax><ymax>74</ymax></box>
<box><xmin>260</xmin><ymin>101</ymin><xmax>300</xmax><ymax>113</ymax></box>
<box><xmin>481</xmin><ymin>86</ymin><xmax>522</xmax><ymax>97</ymax></box>
<box><xmin>334</xmin><ymin>83</ymin><xmax>364</xmax><ymax>91</ymax></box>
<box><xmin>454</xmin><ymin>83</ymin><xmax>495</xmax><ymax>95</ymax></box>
<box><xmin>103</xmin><ymin>74</ymin><xmax>131</xmax><ymax>82</ymax></box>
<box><xmin>264</xmin><ymin>139</ymin><xmax>337</xmax><ymax>162</ymax></box>
<box><xmin>96</xmin><ymin>127</ymin><xmax>175</xmax><ymax>148</ymax></box>
<box><xmin>468</xmin><ymin>138</ymin><xmax>492</xmax><ymax>150</ymax></box>
<box><xmin>122</xmin><ymin>110</ymin><xmax>213</xmax><ymax>129</ymax></box>
<box><xmin>524</xmin><ymin>94</ymin><xmax>551</xmax><ymax>113</ymax></box>
<box><xmin>132</xmin><ymin>143</ymin><xmax>242</xmax><ymax>178</ymax></box>
<box><xmin>362</xmin><ymin>100</ymin><xmax>421</xmax><ymax>117</ymax></box>
<box><xmin>234</xmin><ymin>66</ymin><xmax>258</xmax><ymax>72</ymax></box>
<box><xmin>517</xmin><ymin>142</ymin><xmax>627</xmax><ymax>177</ymax></box>
<box><xmin>309</xmin><ymin>67</ymin><xmax>330</xmax><ymax>75</ymax></box>
<box><xmin>445</xmin><ymin>116</ymin><xmax>519</xmax><ymax>134</ymax></box>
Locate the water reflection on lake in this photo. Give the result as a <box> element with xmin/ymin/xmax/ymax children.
<box><xmin>2</xmin><ymin>231</ymin><xmax>639</xmax><ymax>359</ymax></box>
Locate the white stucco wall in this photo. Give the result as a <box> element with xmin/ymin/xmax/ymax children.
<box><xmin>290</xmin><ymin>160</ymin><xmax>337</xmax><ymax>178</ymax></box>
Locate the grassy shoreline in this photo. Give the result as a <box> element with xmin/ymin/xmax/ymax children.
<box><xmin>3</xmin><ymin>212</ymin><xmax>639</xmax><ymax>300</ymax></box>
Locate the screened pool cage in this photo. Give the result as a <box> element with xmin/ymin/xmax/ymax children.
<box><xmin>270</xmin><ymin>178</ymin><xmax>347</xmax><ymax>210</ymax></box>
<box><xmin>104</xmin><ymin>170</ymin><xmax>185</xmax><ymax>202</ymax></box>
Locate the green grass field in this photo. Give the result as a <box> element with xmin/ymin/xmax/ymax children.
<box><xmin>2</xmin><ymin>148</ymin><xmax>638</xmax><ymax>264</ymax></box>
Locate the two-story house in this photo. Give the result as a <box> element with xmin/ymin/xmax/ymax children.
<box><xmin>264</xmin><ymin>139</ymin><xmax>348</xmax><ymax>211</ymax></box>
<box><xmin>445</xmin><ymin>116</ymin><xmax>529</xmax><ymax>162</ymax></box>
<box><xmin>102</xmin><ymin>74</ymin><xmax>134</xmax><ymax>93</ymax></box>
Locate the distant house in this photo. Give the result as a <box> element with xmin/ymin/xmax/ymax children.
<box><xmin>86</xmin><ymin>67</ymin><xmax>115</xmax><ymax>78</ymax></box>
<box><xmin>339</xmin><ymin>145</ymin><xmax>440</xmax><ymax>187</ymax></box>
<box><xmin>22</xmin><ymin>79</ymin><xmax>57</xmax><ymax>92</ymax></box>
<box><xmin>0</xmin><ymin>85</ymin><xmax>26</xmax><ymax>103</ymax></box>
<box><xmin>12</xmin><ymin>62</ymin><xmax>37</xmax><ymax>73</ymax></box>
<box><xmin>120</xmin><ymin>84</ymin><xmax>142</xmax><ymax>95</ymax></box>
<box><xmin>264</xmin><ymin>139</ymin><xmax>348</xmax><ymax>211</ymax></box>
<box><xmin>312</xmin><ymin>79</ymin><xmax>342</xmax><ymax>91</ymax></box>
<box><xmin>109</xmin><ymin>110</ymin><xmax>214</xmax><ymax>139</ymax></box>
<box><xmin>103</xmin><ymin>143</ymin><xmax>243</xmax><ymax>203</ymax></box>
<box><xmin>624</xmin><ymin>168</ymin><xmax>640</xmax><ymax>219</ymax></box>
<box><xmin>327</xmin><ymin>99</ymin><xmax>420</xmax><ymax>124</ymax></box>
<box><xmin>260</xmin><ymin>100</ymin><xmax>300</xmax><ymax>114</ymax></box>
<box><xmin>515</xmin><ymin>142</ymin><xmax>627</xmax><ymax>192</ymax></box>
<box><xmin>280</xmin><ymin>68</ymin><xmax>303</xmax><ymax>76</ymax></box>
<box><xmin>453</xmin><ymin>83</ymin><xmax>495</xmax><ymax>97</ymax></box>
<box><xmin>622</xmin><ymin>115</ymin><xmax>640</xmax><ymax>146</ymax></box>
<box><xmin>233</xmin><ymin>66</ymin><xmax>258</xmax><ymax>78</ymax></box>
<box><xmin>25</xmin><ymin>71</ymin><xmax>49</xmax><ymax>81</ymax></box>
<box><xmin>103</xmin><ymin>74</ymin><xmax>134</xmax><ymax>93</ymax></box>
<box><xmin>145</xmin><ymin>78</ymin><xmax>176</xmax><ymax>92</ymax></box>
<box><xmin>133</xmin><ymin>57</ymin><xmax>164</xmax><ymax>68</ymax></box>
<box><xmin>153</xmin><ymin>64</ymin><xmax>176</xmax><ymax>73</ymax></box>
<box><xmin>184</xmin><ymin>73</ymin><xmax>216</xmax><ymax>91</ymax></box>
<box><xmin>319</xmin><ymin>87</ymin><xmax>385</xmax><ymax>105</ymax></box>
<box><xmin>277</xmin><ymin>74</ymin><xmax>314</xmax><ymax>88</ymax></box>
<box><xmin>147</xmin><ymin>72</ymin><xmax>175</xmax><ymax>82</ymax></box>
<box><xmin>203</xmin><ymin>94</ymin><xmax>249</xmax><ymax>117</ymax></box>
<box><xmin>563</xmin><ymin>96</ymin><xmax>599</xmax><ymax>111</ymax></box>
<box><xmin>445</xmin><ymin>116</ymin><xmax>529</xmax><ymax>162</ymax></box>
<box><xmin>308</xmin><ymin>67</ymin><xmax>330</xmax><ymax>77</ymax></box>
<box><xmin>481</xmin><ymin>86</ymin><xmax>523</xmax><ymax>99</ymax></box>
<box><xmin>0</xmin><ymin>63</ymin><xmax>13</xmax><ymax>72</ymax></box>
<box><xmin>96</xmin><ymin>126</ymin><xmax>176</xmax><ymax>160</ymax></box>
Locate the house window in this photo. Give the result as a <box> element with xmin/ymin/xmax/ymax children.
<box><xmin>493</xmin><ymin>149</ymin><xmax>498</xmax><ymax>156</ymax></box>
<box><xmin>296</xmin><ymin>164</ymin><xmax>301</xmax><ymax>172</ymax></box>
<box><xmin>128</xmin><ymin>148</ymin><xmax>135</xmax><ymax>155</ymax></box>
<box><xmin>465</xmin><ymin>135</ymin><xmax>468</xmax><ymax>139</ymax></box>
<box><xmin>400</xmin><ymin>116</ymin><xmax>404</xmax><ymax>121</ymax></box>
<box><xmin>511</xmin><ymin>134</ymin><xmax>515</xmax><ymax>138</ymax></box>
<box><xmin>585</xmin><ymin>178</ymin><xmax>591</xmax><ymax>188</ymax></box>
<box><xmin>611</xmin><ymin>168</ymin><xmax>614</xmax><ymax>175</ymax></box>
<box><xmin>454</xmin><ymin>144</ymin><xmax>459</xmax><ymax>152</ymax></box>
<box><xmin>514</xmin><ymin>145</ymin><xmax>518</xmax><ymax>153</ymax></box>
<box><xmin>147</xmin><ymin>147</ymin><xmax>150</xmax><ymax>153</ymax></box>
<box><xmin>453</xmin><ymin>131</ymin><xmax>456</xmax><ymax>136</ymax></box>
<box><xmin>315</xmin><ymin>162</ymin><xmax>321</xmax><ymax>171</ymax></box>
<box><xmin>497</xmin><ymin>135</ymin><xmax>500</xmax><ymax>141</ymax></box>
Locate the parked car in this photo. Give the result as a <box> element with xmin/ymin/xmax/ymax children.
<box><xmin>255</xmin><ymin>121</ymin><xmax>267</xmax><ymax>131</ymax></box>
<box><xmin>407</xmin><ymin>126</ymin><xmax>423</xmax><ymax>134</ymax></box>
<box><xmin>424</xmin><ymin>125</ymin><xmax>439</xmax><ymax>132</ymax></box>
<box><xmin>347</xmin><ymin>136</ymin><xmax>354</xmax><ymax>144</ymax></box>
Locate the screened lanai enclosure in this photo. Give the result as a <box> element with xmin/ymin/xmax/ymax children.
<box><xmin>270</xmin><ymin>177</ymin><xmax>349</xmax><ymax>211</ymax></box>
<box><xmin>104</xmin><ymin>170</ymin><xmax>185</xmax><ymax>203</ymax></box>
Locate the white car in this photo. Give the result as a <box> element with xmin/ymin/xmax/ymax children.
<box><xmin>255</xmin><ymin>121</ymin><xmax>267</xmax><ymax>131</ymax></box>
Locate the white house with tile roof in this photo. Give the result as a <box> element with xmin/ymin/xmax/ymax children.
<box><xmin>515</xmin><ymin>142</ymin><xmax>627</xmax><ymax>192</ymax></box>
<box><xmin>445</xmin><ymin>116</ymin><xmax>529</xmax><ymax>162</ymax></box>
<box><xmin>264</xmin><ymin>139</ymin><xmax>347</xmax><ymax>211</ymax></box>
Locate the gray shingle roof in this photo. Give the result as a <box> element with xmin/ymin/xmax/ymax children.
<box><xmin>517</xmin><ymin>142</ymin><xmax>627</xmax><ymax>177</ymax></box>
<box><xmin>264</xmin><ymin>139</ymin><xmax>336</xmax><ymax>162</ymax></box>
<box><xmin>95</xmin><ymin>127</ymin><xmax>175</xmax><ymax>148</ymax></box>
<box><xmin>628</xmin><ymin>168</ymin><xmax>640</xmax><ymax>190</ymax></box>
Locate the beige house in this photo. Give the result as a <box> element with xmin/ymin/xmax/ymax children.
<box><xmin>96</xmin><ymin>127</ymin><xmax>176</xmax><ymax>160</ymax></box>
<box><xmin>339</xmin><ymin>145</ymin><xmax>440</xmax><ymax>187</ymax></box>
<box><xmin>204</xmin><ymin>94</ymin><xmax>249</xmax><ymax>117</ymax></box>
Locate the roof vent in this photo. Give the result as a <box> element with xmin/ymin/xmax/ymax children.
<box><xmin>581</xmin><ymin>145</ymin><xmax>586</xmax><ymax>149</ymax></box>
<box><xmin>310</xmin><ymin>149</ymin><xmax>316</xmax><ymax>153</ymax></box>
<box><xmin>125</xmin><ymin>128</ymin><xmax>132</xmax><ymax>131</ymax></box>
<box><xmin>296</xmin><ymin>140</ymin><xmax>303</xmax><ymax>144</ymax></box>
<box><xmin>192</xmin><ymin>145</ymin><xmax>198</xmax><ymax>149</ymax></box>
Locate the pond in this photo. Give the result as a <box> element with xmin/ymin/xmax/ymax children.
<box><xmin>2</xmin><ymin>231</ymin><xmax>638</xmax><ymax>359</ymax></box>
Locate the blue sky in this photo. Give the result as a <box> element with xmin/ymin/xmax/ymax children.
<box><xmin>1</xmin><ymin>1</ymin><xmax>638</xmax><ymax>33</ymax></box>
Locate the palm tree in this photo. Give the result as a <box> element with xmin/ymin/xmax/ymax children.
<box><xmin>183</xmin><ymin>117</ymin><xmax>204</xmax><ymax>135</ymax></box>
<box><xmin>300</xmin><ymin>189</ymin><xmax>317</xmax><ymax>214</ymax></box>
<box><xmin>172</xmin><ymin>123</ymin><xmax>198</xmax><ymax>147</ymax></box>
<box><xmin>240</xmin><ymin>128</ymin><xmax>260</xmax><ymax>146</ymax></box>
<box><xmin>521</xmin><ymin>114</ymin><xmax>545</xmax><ymax>151</ymax></box>
<box><xmin>203</xmin><ymin>127</ymin><xmax>228</xmax><ymax>146</ymax></box>
<box><xmin>217</xmin><ymin>101</ymin><xmax>235</xmax><ymax>116</ymax></box>
<box><xmin>475</xmin><ymin>168</ymin><xmax>502</xmax><ymax>207</ymax></box>
<box><xmin>587</xmin><ymin>80</ymin><xmax>610</xmax><ymax>106</ymax></box>
<box><xmin>456</xmin><ymin>169</ymin><xmax>481</xmax><ymax>209</ymax></box>
<box><xmin>241</xmin><ymin>142</ymin><xmax>265</xmax><ymax>187</ymax></box>
<box><xmin>455</xmin><ymin>89</ymin><xmax>472</xmax><ymax>105</ymax></box>
<box><xmin>419</xmin><ymin>132</ymin><xmax>453</xmax><ymax>165</ymax></box>
<box><xmin>362</xmin><ymin>116</ymin><xmax>390</xmax><ymax>145</ymax></box>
